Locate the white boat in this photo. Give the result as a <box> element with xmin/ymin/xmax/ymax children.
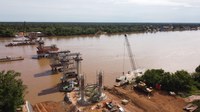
<box><xmin>116</xmin><ymin>69</ymin><xmax>144</xmax><ymax>83</ymax></box>
<box><xmin>13</xmin><ymin>36</ymin><xmax>29</xmax><ymax>42</ymax></box>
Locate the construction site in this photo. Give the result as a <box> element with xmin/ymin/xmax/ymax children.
<box><xmin>28</xmin><ymin>34</ymin><xmax>190</xmax><ymax>112</ymax></box>
<box><xmin>2</xmin><ymin>26</ymin><xmax>199</xmax><ymax>112</ymax></box>
<box><xmin>1</xmin><ymin>17</ymin><xmax>200</xmax><ymax>112</ymax></box>
<box><xmin>32</xmin><ymin>84</ymin><xmax>187</xmax><ymax>112</ymax></box>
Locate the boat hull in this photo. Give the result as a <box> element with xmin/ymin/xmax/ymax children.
<box><xmin>0</xmin><ymin>57</ymin><xmax>24</xmax><ymax>62</ymax></box>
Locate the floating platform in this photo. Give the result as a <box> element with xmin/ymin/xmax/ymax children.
<box><xmin>5</xmin><ymin>42</ymin><xmax>36</xmax><ymax>47</ymax></box>
<box><xmin>32</xmin><ymin>54</ymin><xmax>50</xmax><ymax>59</ymax></box>
<box><xmin>0</xmin><ymin>56</ymin><xmax>24</xmax><ymax>62</ymax></box>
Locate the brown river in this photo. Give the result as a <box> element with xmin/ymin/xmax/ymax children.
<box><xmin>0</xmin><ymin>31</ymin><xmax>200</xmax><ymax>104</ymax></box>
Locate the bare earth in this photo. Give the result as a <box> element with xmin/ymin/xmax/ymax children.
<box><xmin>106</xmin><ymin>87</ymin><xmax>186</xmax><ymax>112</ymax></box>
<box><xmin>33</xmin><ymin>101</ymin><xmax>75</xmax><ymax>112</ymax></box>
<box><xmin>33</xmin><ymin>86</ymin><xmax>186</xmax><ymax>112</ymax></box>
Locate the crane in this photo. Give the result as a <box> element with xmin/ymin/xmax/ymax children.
<box><xmin>124</xmin><ymin>34</ymin><xmax>137</xmax><ymax>71</ymax></box>
<box><xmin>115</xmin><ymin>34</ymin><xmax>143</xmax><ymax>85</ymax></box>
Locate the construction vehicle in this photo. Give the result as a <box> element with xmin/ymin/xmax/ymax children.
<box><xmin>133</xmin><ymin>81</ymin><xmax>153</xmax><ymax>94</ymax></box>
<box><xmin>105</xmin><ymin>102</ymin><xmax>125</xmax><ymax>112</ymax></box>
<box><xmin>116</xmin><ymin>34</ymin><xmax>144</xmax><ymax>84</ymax></box>
<box><xmin>59</xmin><ymin>80</ymin><xmax>76</xmax><ymax>92</ymax></box>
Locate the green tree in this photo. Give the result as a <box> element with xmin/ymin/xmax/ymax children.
<box><xmin>173</xmin><ymin>70</ymin><xmax>193</xmax><ymax>92</ymax></box>
<box><xmin>136</xmin><ymin>69</ymin><xmax>195</xmax><ymax>93</ymax></box>
<box><xmin>139</xmin><ymin>69</ymin><xmax>165</xmax><ymax>87</ymax></box>
<box><xmin>160</xmin><ymin>72</ymin><xmax>173</xmax><ymax>91</ymax></box>
<box><xmin>195</xmin><ymin>65</ymin><xmax>200</xmax><ymax>73</ymax></box>
<box><xmin>192</xmin><ymin>72</ymin><xmax>200</xmax><ymax>82</ymax></box>
<box><xmin>0</xmin><ymin>70</ymin><xmax>26</xmax><ymax>112</ymax></box>
<box><xmin>192</xmin><ymin>72</ymin><xmax>200</xmax><ymax>89</ymax></box>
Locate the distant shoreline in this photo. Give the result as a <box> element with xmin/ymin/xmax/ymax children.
<box><xmin>0</xmin><ymin>22</ymin><xmax>200</xmax><ymax>37</ymax></box>
<box><xmin>0</xmin><ymin>30</ymin><xmax>199</xmax><ymax>38</ymax></box>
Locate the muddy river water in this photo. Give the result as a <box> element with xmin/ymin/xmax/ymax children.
<box><xmin>0</xmin><ymin>31</ymin><xmax>200</xmax><ymax>104</ymax></box>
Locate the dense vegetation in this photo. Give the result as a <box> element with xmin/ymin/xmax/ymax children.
<box><xmin>195</xmin><ymin>65</ymin><xmax>200</xmax><ymax>73</ymax></box>
<box><xmin>0</xmin><ymin>22</ymin><xmax>200</xmax><ymax>37</ymax></box>
<box><xmin>0</xmin><ymin>70</ymin><xmax>26</xmax><ymax>112</ymax></box>
<box><xmin>136</xmin><ymin>65</ymin><xmax>200</xmax><ymax>94</ymax></box>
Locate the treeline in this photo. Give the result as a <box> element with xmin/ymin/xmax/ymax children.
<box><xmin>0</xmin><ymin>22</ymin><xmax>200</xmax><ymax>37</ymax></box>
<box><xmin>136</xmin><ymin>65</ymin><xmax>200</xmax><ymax>94</ymax></box>
<box><xmin>0</xmin><ymin>22</ymin><xmax>145</xmax><ymax>37</ymax></box>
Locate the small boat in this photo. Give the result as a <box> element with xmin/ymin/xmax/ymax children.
<box><xmin>5</xmin><ymin>42</ymin><xmax>36</xmax><ymax>47</ymax></box>
<box><xmin>116</xmin><ymin>69</ymin><xmax>144</xmax><ymax>83</ymax></box>
<box><xmin>13</xmin><ymin>37</ymin><xmax>30</xmax><ymax>42</ymax></box>
<box><xmin>0</xmin><ymin>56</ymin><xmax>24</xmax><ymax>62</ymax></box>
<box><xmin>32</xmin><ymin>54</ymin><xmax>50</xmax><ymax>59</ymax></box>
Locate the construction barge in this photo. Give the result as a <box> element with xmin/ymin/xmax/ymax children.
<box><xmin>32</xmin><ymin>43</ymin><xmax>60</xmax><ymax>59</ymax></box>
<box><xmin>5</xmin><ymin>32</ymin><xmax>44</xmax><ymax>47</ymax></box>
<box><xmin>0</xmin><ymin>56</ymin><xmax>24</xmax><ymax>62</ymax></box>
<box><xmin>37</xmin><ymin>43</ymin><xmax>59</xmax><ymax>54</ymax></box>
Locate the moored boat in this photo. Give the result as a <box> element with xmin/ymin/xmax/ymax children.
<box><xmin>5</xmin><ymin>42</ymin><xmax>36</xmax><ymax>47</ymax></box>
<box><xmin>0</xmin><ymin>56</ymin><xmax>24</xmax><ymax>62</ymax></box>
<box><xmin>13</xmin><ymin>36</ymin><xmax>29</xmax><ymax>42</ymax></box>
<box><xmin>5</xmin><ymin>31</ymin><xmax>44</xmax><ymax>47</ymax></box>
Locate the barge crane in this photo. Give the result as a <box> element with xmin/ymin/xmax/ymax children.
<box><xmin>116</xmin><ymin>34</ymin><xmax>144</xmax><ymax>85</ymax></box>
<box><xmin>124</xmin><ymin>34</ymin><xmax>137</xmax><ymax>71</ymax></box>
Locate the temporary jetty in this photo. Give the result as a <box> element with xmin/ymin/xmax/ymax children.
<box><xmin>0</xmin><ymin>56</ymin><xmax>24</xmax><ymax>62</ymax></box>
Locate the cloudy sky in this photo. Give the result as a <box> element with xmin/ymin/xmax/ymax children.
<box><xmin>0</xmin><ymin>0</ymin><xmax>200</xmax><ymax>22</ymax></box>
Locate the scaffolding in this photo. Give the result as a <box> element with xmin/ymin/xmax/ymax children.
<box><xmin>78</xmin><ymin>71</ymin><xmax>106</xmax><ymax>105</ymax></box>
<box><xmin>50</xmin><ymin>51</ymin><xmax>83</xmax><ymax>93</ymax></box>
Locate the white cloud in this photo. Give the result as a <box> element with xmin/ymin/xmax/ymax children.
<box><xmin>113</xmin><ymin>0</ymin><xmax>193</xmax><ymax>7</ymax></box>
<box><xmin>0</xmin><ymin>0</ymin><xmax>200</xmax><ymax>22</ymax></box>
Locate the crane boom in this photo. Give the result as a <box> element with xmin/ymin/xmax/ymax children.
<box><xmin>124</xmin><ymin>34</ymin><xmax>137</xmax><ymax>71</ymax></box>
